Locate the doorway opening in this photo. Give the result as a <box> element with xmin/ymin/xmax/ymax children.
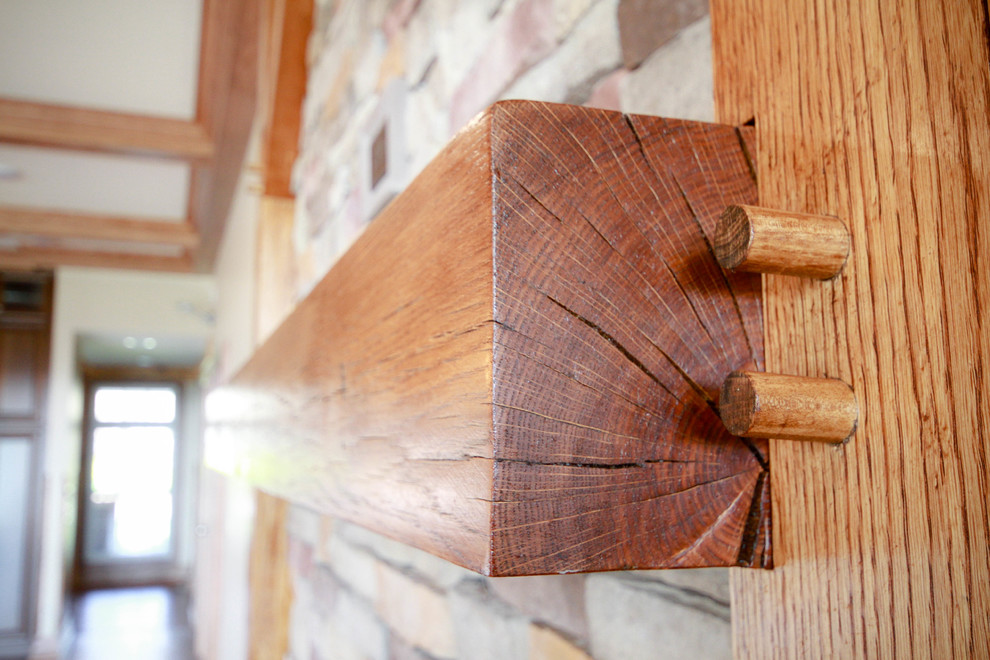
<box><xmin>75</xmin><ymin>379</ymin><xmax>189</xmax><ymax>589</ymax></box>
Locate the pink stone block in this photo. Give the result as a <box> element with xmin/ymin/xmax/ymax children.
<box><xmin>384</xmin><ymin>0</ymin><xmax>421</xmax><ymax>40</ymax></box>
<box><xmin>585</xmin><ymin>68</ymin><xmax>627</xmax><ymax>112</ymax></box>
<box><xmin>288</xmin><ymin>534</ymin><xmax>314</xmax><ymax>579</ymax></box>
<box><xmin>449</xmin><ymin>0</ymin><xmax>556</xmax><ymax>132</ymax></box>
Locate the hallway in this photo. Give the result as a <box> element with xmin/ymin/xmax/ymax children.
<box><xmin>67</xmin><ymin>586</ymin><xmax>194</xmax><ymax>660</ymax></box>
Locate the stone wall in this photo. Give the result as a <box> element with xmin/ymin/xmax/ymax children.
<box><xmin>281</xmin><ymin>1</ymin><xmax>731</xmax><ymax>658</ymax></box>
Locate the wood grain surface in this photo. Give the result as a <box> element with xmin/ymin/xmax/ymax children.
<box><xmin>711</xmin><ymin>0</ymin><xmax>990</xmax><ymax>657</ymax></box>
<box><xmin>209</xmin><ymin>101</ymin><xmax>769</xmax><ymax>575</ymax></box>
<box><xmin>248</xmin><ymin>491</ymin><xmax>291</xmax><ymax>660</ymax></box>
<box><xmin>208</xmin><ymin>115</ymin><xmax>496</xmax><ymax>572</ymax></box>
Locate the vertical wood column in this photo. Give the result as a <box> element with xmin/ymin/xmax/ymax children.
<box><xmin>711</xmin><ymin>1</ymin><xmax>990</xmax><ymax>657</ymax></box>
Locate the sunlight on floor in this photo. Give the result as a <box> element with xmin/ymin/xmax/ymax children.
<box><xmin>68</xmin><ymin>586</ymin><xmax>194</xmax><ymax>660</ymax></box>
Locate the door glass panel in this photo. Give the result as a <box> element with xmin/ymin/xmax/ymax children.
<box><xmin>94</xmin><ymin>387</ymin><xmax>176</xmax><ymax>424</ymax></box>
<box><xmin>83</xmin><ymin>385</ymin><xmax>178</xmax><ymax>564</ymax></box>
<box><xmin>0</xmin><ymin>438</ymin><xmax>31</xmax><ymax>632</ymax></box>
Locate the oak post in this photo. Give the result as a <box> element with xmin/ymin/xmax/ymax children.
<box><xmin>712</xmin><ymin>0</ymin><xmax>990</xmax><ymax>656</ymax></box>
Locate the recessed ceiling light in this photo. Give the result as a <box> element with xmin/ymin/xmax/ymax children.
<box><xmin>142</xmin><ymin>337</ymin><xmax>157</xmax><ymax>350</ymax></box>
<box><xmin>123</xmin><ymin>336</ymin><xmax>138</xmax><ymax>349</ymax></box>
<box><xmin>0</xmin><ymin>162</ymin><xmax>22</xmax><ymax>180</ymax></box>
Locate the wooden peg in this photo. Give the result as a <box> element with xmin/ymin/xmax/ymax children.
<box><xmin>714</xmin><ymin>204</ymin><xmax>850</xmax><ymax>279</ymax></box>
<box><xmin>719</xmin><ymin>370</ymin><xmax>858</xmax><ymax>443</ymax></box>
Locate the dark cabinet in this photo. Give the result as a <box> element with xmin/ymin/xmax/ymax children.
<box><xmin>0</xmin><ymin>272</ymin><xmax>51</xmax><ymax>659</ymax></box>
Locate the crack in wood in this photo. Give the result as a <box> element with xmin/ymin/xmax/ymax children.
<box><xmin>735</xmin><ymin>468</ymin><xmax>770</xmax><ymax>567</ymax></box>
<box><xmin>545</xmin><ymin>294</ymin><xmax>716</xmax><ymax>410</ymax></box>
<box><xmin>624</xmin><ymin>115</ymin><xmax>762</xmax><ymax>369</ymax></box>
<box><xmin>493</xmin><ymin>456</ymin><xmax>702</xmax><ymax>469</ymax></box>
<box><xmin>496</xmin><ymin>114</ymin><xmax>731</xmax><ymax>380</ymax></box>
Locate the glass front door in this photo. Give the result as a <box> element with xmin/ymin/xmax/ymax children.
<box><xmin>80</xmin><ymin>384</ymin><xmax>180</xmax><ymax>572</ymax></box>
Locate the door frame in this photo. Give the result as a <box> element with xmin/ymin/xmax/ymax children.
<box><xmin>72</xmin><ymin>371</ymin><xmax>192</xmax><ymax>590</ymax></box>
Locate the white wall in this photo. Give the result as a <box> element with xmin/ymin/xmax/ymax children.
<box><xmin>0</xmin><ymin>0</ymin><xmax>202</xmax><ymax>119</ymax></box>
<box><xmin>191</xmin><ymin>156</ymin><xmax>262</xmax><ymax>660</ymax></box>
<box><xmin>211</xmin><ymin>178</ymin><xmax>260</xmax><ymax>384</ymax></box>
<box><xmin>34</xmin><ymin>267</ymin><xmax>215</xmax><ymax>652</ymax></box>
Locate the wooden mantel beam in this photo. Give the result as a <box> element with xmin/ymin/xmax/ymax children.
<box><xmin>208</xmin><ymin>101</ymin><xmax>769</xmax><ymax>576</ymax></box>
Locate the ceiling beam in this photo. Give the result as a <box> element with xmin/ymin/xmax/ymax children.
<box><xmin>0</xmin><ymin>247</ymin><xmax>193</xmax><ymax>273</ymax></box>
<box><xmin>191</xmin><ymin>0</ymin><xmax>261</xmax><ymax>271</ymax></box>
<box><xmin>82</xmin><ymin>364</ymin><xmax>201</xmax><ymax>382</ymax></box>
<box><xmin>0</xmin><ymin>98</ymin><xmax>214</xmax><ymax>160</ymax></box>
<box><xmin>260</xmin><ymin>0</ymin><xmax>312</xmax><ymax>198</ymax></box>
<box><xmin>0</xmin><ymin>207</ymin><xmax>199</xmax><ymax>247</ymax></box>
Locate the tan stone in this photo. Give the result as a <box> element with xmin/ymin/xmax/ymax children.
<box><xmin>553</xmin><ymin>0</ymin><xmax>595</xmax><ymax>40</ymax></box>
<box><xmin>529</xmin><ymin>625</ymin><xmax>593</xmax><ymax>660</ymax></box>
<box><xmin>486</xmin><ymin>574</ymin><xmax>588</xmax><ymax>643</ymax></box>
<box><xmin>377</xmin><ymin>31</ymin><xmax>406</xmax><ymax>90</ymax></box>
<box><xmin>319</xmin><ymin>50</ymin><xmax>355</xmax><ymax>125</ymax></box>
<box><xmin>375</xmin><ymin>562</ymin><xmax>457</xmax><ymax>658</ymax></box>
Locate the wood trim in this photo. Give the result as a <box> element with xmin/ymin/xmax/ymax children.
<box><xmin>0</xmin><ymin>0</ymin><xmax>265</xmax><ymax>274</ymax></box>
<box><xmin>0</xmin><ymin>208</ymin><xmax>199</xmax><ymax>247</ymax></box>
<box><xmin>260</xmin><ymin>0</ymin><xmax>312</xmax><ymax>198</ymax></box>
<box><xmin>248</xmin><ymin>492</ymin><xmax>291</xmax><ymax>660</ymax></box>
<box><xmin>713</xmin><ymin>0</ymin><xmax>990</xmax><ymax>657</ymax></box>
<box><xmin>80</xmin><ymin>365</ymin><xmax>200</xmax><ymax>382</ymax></box>
<box><xmin>254</xmin><ymin>195</ymin><xmax>296</xmax><ymax>344</ymax></box>
<box><xmin>0</xmin><ymin>98</ymin><xmax>213</xmax><ymax>160</ymax></box>
<box><xmin>195</xmin><ymin>0</ymin><xmax>257</xmax><ymax>139</ymax></box>
<box><xmin>709</xmin><ymin>0</ymin><xmax>758</xmax><ymax>126</ymax></box>
<box><xmin>191</xmin><ymin>0</ymin><xmax>261</xmax><ymax>271</ymax></box>
<box><xmin>0</xmin><ymin>248</ymin><xmax>193</xmax><ymax>273</ymax></box>
<box><xmin>195</xmin><ymin>0</ymin><xmax>227</xmax><ymax>136</ymax></box>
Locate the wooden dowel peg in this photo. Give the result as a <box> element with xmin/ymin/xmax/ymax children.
<box><xmin>719</xmin><ymin>370</ymin><xmax>858</xmax><ymax>443</ymax></box>
<box><xmin>714</xmin><ymin>204</ymin><xmax>851</xmax><ymax>279</ymax></box>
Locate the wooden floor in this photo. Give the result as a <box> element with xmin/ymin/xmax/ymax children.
<box><xmin>67</xmin><ymin>586</ymin><xmax>195</xmax><ymax>660</ymax></box>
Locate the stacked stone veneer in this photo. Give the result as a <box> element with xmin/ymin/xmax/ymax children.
<box><xmin>286</xmin><ymin>511</ymin><xmax>731</xmax><ymax>660</ymax></box>
<box><xmin>285</xmin><ymin>1</ymin><xmax>731</xmax><ymax>658</ymax></box>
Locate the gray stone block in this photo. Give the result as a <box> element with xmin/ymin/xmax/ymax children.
<box><xmin>620</xmin><ymin>15</ymin><xmax>714</xmax><ymax>121</ymax></box>
<box><xmin>450</xmin><ymin>580</ymin><xmax>530</xmax><ymax>660</ymax></box>
<box><xmin>586</xmin><ymin>574</ymin><xmax>731</xmax><ymax>660</ymax></box>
